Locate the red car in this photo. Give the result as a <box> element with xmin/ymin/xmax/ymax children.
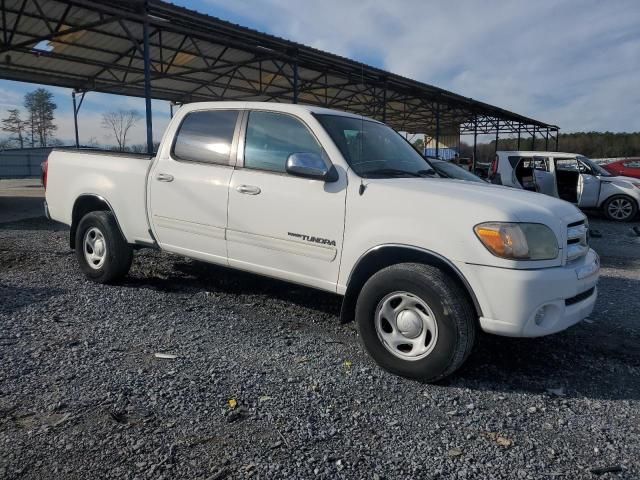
<box><xmin>602</xmin><ymin>158</ymin><xmax>640</xmax><ymax>179</ymax></box>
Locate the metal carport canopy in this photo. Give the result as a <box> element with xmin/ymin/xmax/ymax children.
<box><xmin>0</xmin><ymin>0</ymin><xmax>560</xmax><ymax>154</ymax></box>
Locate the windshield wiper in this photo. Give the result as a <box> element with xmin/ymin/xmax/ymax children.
<box><xmin>417</xmin><ymin>169</ymin><xmax>437</xmax><ymax>177</ymax></box>
<box><xmin>364</xmin><ymin>168</ymin><xmax>433</xmax><ymax>178</ymax></box>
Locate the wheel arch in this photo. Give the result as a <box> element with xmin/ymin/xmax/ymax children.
<box><xmin>70</xmin><ymin>194</ymin><xmax>124</xmax><ymax>249</ymax></box>
<box><xmin>340</xmin><ymin>244</ymin><xmax>483</xmax><ymax>323</ymax></box>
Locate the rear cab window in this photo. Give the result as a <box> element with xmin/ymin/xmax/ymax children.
<box><xmin>172</xmin><ymin>109</ymin><xmax>240</xmax><ymax>165</ymax></box>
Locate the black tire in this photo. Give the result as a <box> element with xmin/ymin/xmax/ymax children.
<box><xmin>602</xmin><ymin>195</ymin><xmax>638</xmax><ymax>222</ymax></box>
<box><xmin>75</xmin><ymin>211</ymin><xmax>132</xmax><ymax>283</ymax></box>
<box><xmin>356</xmin><ymin>263</ymin><xmax>476</xmax><ymax>382</ymax></box>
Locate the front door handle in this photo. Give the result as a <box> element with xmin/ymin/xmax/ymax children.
<box><xmin>236</xmin><ymin>184</ymin><xmax>261</xmax><ymax>195</ymax></box>
<box><xmin>157</xmin><ymin>173</ymin><xmax>174</xmax><ymax>182</ymax></box>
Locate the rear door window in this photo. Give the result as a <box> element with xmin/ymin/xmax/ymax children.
<box><xmin>172</xmin><ymin>110</ymin><xmax>239</xmax><ymax>165</ymax></box>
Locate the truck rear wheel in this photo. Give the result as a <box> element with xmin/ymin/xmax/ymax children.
<box><xmin>356</xmin><ymin>263</ymin><xmax>476</xmax><ymax>382</ymax></box>
<box><xmin>75</xmin><ymin>211</ymin><xmax>132</xmax><ymax>283</ymax></box>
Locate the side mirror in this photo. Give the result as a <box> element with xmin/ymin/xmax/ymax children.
<box><xmin>286</xmin><ymin>152</ymin><xmax>337</xmax><ymax>182</ymax></box>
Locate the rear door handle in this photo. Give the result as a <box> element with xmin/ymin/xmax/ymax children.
<box><xmin>157</xmin><ymin>173</ymin><xmax>174</xmax><ymax>182</ymax></box>
<box><xmin>236</xmin><ymin>184</ymin><xmax>261</xmax><ymax>195</ymax></box>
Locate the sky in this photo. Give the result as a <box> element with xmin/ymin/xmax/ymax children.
<box><xmin>0</xmin><ymin>0</ymin><xmax>639</xmax><ymax>147</ymax></box>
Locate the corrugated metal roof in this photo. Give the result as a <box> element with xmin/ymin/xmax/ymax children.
<box><xmin>0</xmin><ymin>0</ymin><xmax>558</xmax><ymax>135</ymax></box>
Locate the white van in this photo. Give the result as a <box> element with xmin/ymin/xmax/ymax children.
<box><xmin>490</xmin><ymin>151</ymin><xmax>640</xmax><ymax>221</ymax></box>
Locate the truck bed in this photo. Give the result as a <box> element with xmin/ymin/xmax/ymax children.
<box><xmin>45</xmin><ymin>148</ymin><xmax>155</xmax><ymax>245</ymax></box>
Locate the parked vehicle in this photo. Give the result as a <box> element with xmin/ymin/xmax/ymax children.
<box><xmin>44</xmin><ymin>103</ymin><xmax>600</xmax><ymax>381</ymax></box>
<box><xmin>602</xmin><ymin>158</ymin><xmax>640</xmax><ymax>179</ymax></box>
<box><xmin>473</xmin><ymin>162</ymin><xmax>491</xmax><ymax>179</ymax></box>
<box><xmin>490</xmin><ymin>151</ymin><xmax>640</xmax><ymax>222</ymax></box>
<box><xmin>429</xmin><ymin>158</ymin><xmax>486</xmax><ymax>183</ymax></box>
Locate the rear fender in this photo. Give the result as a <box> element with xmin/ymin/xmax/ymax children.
<box><xmin>69</xmin><ymin>194</ymin><xmax>122</xmax><ymax>249</ymax></box>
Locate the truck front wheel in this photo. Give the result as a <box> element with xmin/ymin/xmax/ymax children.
<box><xmin>75</xmin><ymin>211</ymin><xmax>132</xmax><ymax>283</ymax></box>
<box><xmin>356</xmin><ymin>263</ymin><xmax>476</xmax><ymax>382</ymax></box>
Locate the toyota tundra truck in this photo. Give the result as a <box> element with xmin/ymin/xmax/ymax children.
<box><xmin>43</xmin><ymin>102</ymin><xmax>600</xmax><ymax>381</ymax></box>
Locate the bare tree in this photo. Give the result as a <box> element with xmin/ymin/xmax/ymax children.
<box><xmin>2</xmin><ymin>109</ymin><xmax>27</xmax><ymax>148</ymax></box>
<box><xmin>101</xmin><ymin>109</ymin><xmax>141</xmax><ymax>151</ymax></box>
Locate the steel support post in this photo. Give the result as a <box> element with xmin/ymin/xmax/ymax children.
<box><xmin>545</xmin><ymin>128</ymin><xmax>549</xmax><ymax>150</ymax></box>
<box><xmin>382</xmin><ymin>84</ymin><xmax>387</xmax><ymax>123</ymax></box>
<box><xmin>494</xmin><ymin>119</ymin><xmax>499</xmax><ymax>152</ymax></box>
<box><xmin>143</xmin><ymin>8</ymin><xmax>154</xmax><ymax>154</ymax></box>
<box><xmin>72</xmin><ymin>91</ymin><xmax>79</xmax><ymax>148</ymax></box>
<box><xmin>531</xmin><ymin>127</ymin><xmax>536</xmax><ymax>151</ymax></box>
<box><xmin>555</xmin><ymin>129</ymin><xmax>559</xmax><ymax>150</ymax></box>
<box><xmin>473</xmin><ymin>115</ymin><xmax>478</xmax><ymax>171</ymax></box>
<box><xmin>292</xmin><ymin>59</ymin><xmax>298</xmax><ymax>104</ymax></box>
<box><xmin>435</xmin><ymin>102</ymin><xmax>440</xmax><ymax>159</ymax></box>
<box><xmin>72</xmin><ymin>90</ymin><xmax>85</xmax><ymax>148</ymax></box>
<box><xmin>517</xmin><ymin>123</ymin><xmax>521</xmax><ymax>150</ymax></box>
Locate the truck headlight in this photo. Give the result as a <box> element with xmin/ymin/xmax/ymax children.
<box><xmin>474</xmin><ymin>222</ymin><xmax>559</xmax><ymax>260</ymax></box>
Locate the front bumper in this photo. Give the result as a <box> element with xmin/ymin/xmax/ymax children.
<box><xmin>457</xmin><ymin>249</ymin><xmax>600</xmax><ymax>337</ymax></box>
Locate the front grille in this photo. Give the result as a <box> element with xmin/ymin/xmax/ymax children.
<box><xmin>565</xmin><ymin>287</ymin><xmax>595</xmax><ymax>306</ymax></box>
<box><xmin>566</xmin><ymin>220</ymin><xmax>589</xmax><ymax>262</ymax></box>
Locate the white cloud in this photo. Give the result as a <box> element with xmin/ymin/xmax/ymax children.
<box><xmin>0</xmin><ymin>89</ymin><xmax>24</xmax><ymax>109</ymax></box>
<box><xmin>204</xmin><ymin>0</ymin><xmax>640</xmax><ymax>132</ymax></box>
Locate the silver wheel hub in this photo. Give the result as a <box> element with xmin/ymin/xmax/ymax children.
<box><xmin>374</xmin><ymin>291</ymin><xmax>438</xmax><ymax>361</ymax></box>
<box><xmin>83</xmin><ymin>227</ymin><xmax>107</xmax><ymax>270</ymax></box>
<box><xmin>396</xmin><ymin>309</ymin><xmax>423</xmax><ymax>338</ymax></box>
<box><xmin>608</xmin><ymin>198</ymin><xmax>632</xmax><ymax>220</ymax></box>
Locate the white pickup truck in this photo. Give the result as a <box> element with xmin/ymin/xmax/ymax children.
<box><xmin>44</xmin><ymin>102</ymin><xmax>600</xmax><ymax>381</ymax></box>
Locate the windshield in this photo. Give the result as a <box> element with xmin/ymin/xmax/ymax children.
<box><xmin>315</xmin><ymin>114</ymin><xmax>434</xmax><ymax>178</ymax></box>
<box><xmin>432</xmin><ymin>161</ymin><xmax>485</xmax><ymax>183</ymax></box>
<box><xmin>578</xmin><ymin>156</ymin><xmax>611</xmax><ymax>177</ymax></box>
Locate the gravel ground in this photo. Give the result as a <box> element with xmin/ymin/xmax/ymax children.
<box><xmin>1</xmin><ymin>213</ymin><xmax>639</xmax><ymax>480</ymax></box>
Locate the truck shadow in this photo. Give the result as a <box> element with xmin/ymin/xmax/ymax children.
<box><xmin>0</xmin><ymin>215</ymin><xmax>67</xmax><ymax>231</ymax></box>
<box><xmin>451</xmin><ymin>274</ymin><xmax>640</xmax><ymax>401</ymax></box>
<box><xmin>451</xmin><ymin>331</ymin><xmax>640</xmax><ymax>401</ymax></box>
<box><xmin>123</xmin><ymin>254</ymin><xmax>343</xmax><ymax>317</ymax></box>
<box><xmin>0</xmin><ymin>283</ymin><xmax>66</xmax><ymax>315</ymax></box>
<box><xmin>124</xmin><ymin>253</ymin><xmax>639</xmax><ymax>401</ymax></box>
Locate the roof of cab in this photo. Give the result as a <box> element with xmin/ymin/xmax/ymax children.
<box><xmin>178</xmin><ymin>101</ymin><xmax>367</xmax><ymax>120</ymax></box>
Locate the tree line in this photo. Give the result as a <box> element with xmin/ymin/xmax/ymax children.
<box><xmin>414</xmin><ymin>132</ymin><xmax>640</xmax><ymax>163</ymax></box>
<box><xmin>494</xmin><ymin>132</ymin><xmax>640</xmax><ymax>159</ymax></box>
